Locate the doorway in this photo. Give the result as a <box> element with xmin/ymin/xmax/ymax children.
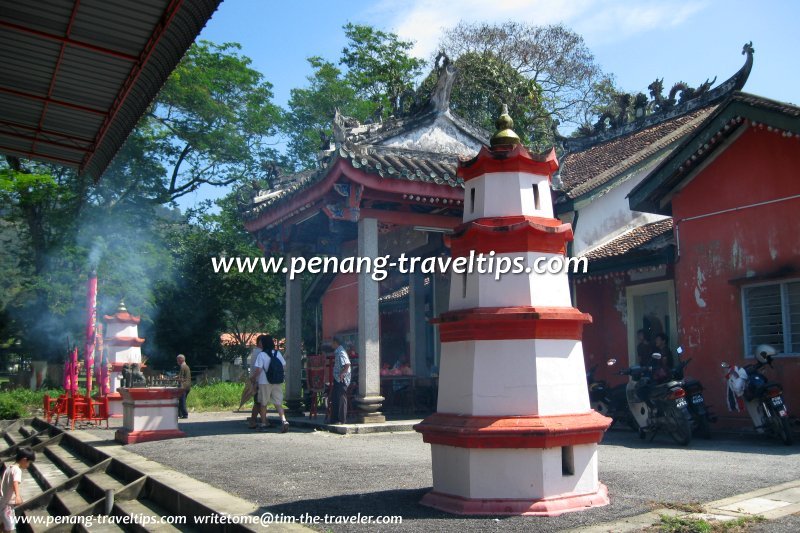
<box><xmin>626</xmin><ymin>280</ymin><xmax>678</xmax><ymax>365</ymax></box>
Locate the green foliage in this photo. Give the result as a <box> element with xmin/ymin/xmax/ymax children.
<box><xmin>341</xmin><ymin>23</ymin><xmax>425</xmax><ymax>109</ymax></box>
<box><xmin>186</xmin><ymin>381</ymin><xmax>246</xmax><ymax>412</ymax></box>
<box><xmin>0</xmin><ymin>396</ymin><xmax>25</xmax><ymax>420</ymax></box>
<box><xmin>101</xmin><ymin>40</ymin><xmax>283</xmax><ymax>205</ymax></box>
<box><xmin>0</xmin><ymin>387</ymin><xmax>63</xmax><ymax>419</ymax></box>
<box><xmin>150</xmin><ymin>192</ymin><xmax>283</xmax><ymax>367</ymax></box>
<box><xmin>418</xmin><ymin>52</ymin><xmax>552</xmax><ymax>149</ymax></box>
<box><xmin>285</xmin><ymin>57</ymin><xmax>376</xmax><ymax>168</ymax></box>
<box><xmin>438</xmin><ymin>22</ymin><xmax>616</xmax><ymax>134</ymax></box>
<box><xmin>282</xmin><ymin>24</ymin><xmax>424</xmax><ymax>170</ymax></box>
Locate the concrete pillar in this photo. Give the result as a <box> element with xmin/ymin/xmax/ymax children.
<box><xmin>284</xmin><ymin>262</ymin><xmax>304</xmax><ymax>416</ymax></box>
<box><xmin>409</xmin><ymin>271</ymin><xmax>427</xmax><ymax>375</ymax></box>
<box><xmin>355</xmin><ymin>217</ymin><xmax>385</xmax><ymax>422</ymax></box>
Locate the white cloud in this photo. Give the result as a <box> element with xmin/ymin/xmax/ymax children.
<box><xmin>364</xmin><ymin>0</ymin><xmax>708</xmax><ymax>58</ymax></box>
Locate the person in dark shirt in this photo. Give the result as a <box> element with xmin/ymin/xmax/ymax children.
<box><xmin>636</xmin><ymin>329</ymin><xmax>654</xmax><ymax>367</ymax></box>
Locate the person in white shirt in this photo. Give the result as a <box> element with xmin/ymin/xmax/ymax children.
<box><xmin>1</xmin><ymin>447</ymin><xmax>35</xmax><ymax>532</ymax></box>
<box><xmin>252</xmin><ymin>335</ymin><xmax>289</xmax><ymax>433</ymax></box>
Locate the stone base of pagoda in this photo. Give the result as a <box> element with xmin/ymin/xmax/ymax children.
<box><xmin>107</xmin><ymin>392</ymin><xmax>123</xmax><ymax>418</ymax></box>
<box><xmin>114</xmin><ymin>388</ymin><xmax>185</xmax><ymax>444</ymax></box>
<box><xmin>420</xmin><ymin>483</ymin><xmax>609</xmax><ymax>516</ymax></box>
<box><xmin>414</xmin><ymin>412</ymin><xmax>611</xmax><ymax>515</ymax></box>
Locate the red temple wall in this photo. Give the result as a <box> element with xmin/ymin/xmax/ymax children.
<box><xmin>576</xmin><ymin>277</ymin><xmax>629</xmax><ymax>387</ymax></box>
<box><xmin>671</xmin><ymin>127</ymin><xmax>800</xmax><ymax>427</ymax></box>
<box><xmin>321</xmin><ymin>273</ymin><xmax>358</xmax><ymax>339</ymax></box>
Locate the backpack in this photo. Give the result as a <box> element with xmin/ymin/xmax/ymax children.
<box><xmin>265</xmin><ymin>350</ymin><xmax>284</xmax><ymax>385</ymax></box>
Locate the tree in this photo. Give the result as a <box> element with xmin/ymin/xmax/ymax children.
<box><xmin>341</xmin><ymin>23</ymin><xmax>426</xmax><ymax>112</ymax></box>
<box><xmin>282</xmin><ymin>24</ymin><xmax>425</xmax><ymax>170</ymax></box>
<box><xmin>284</xmin><ymin>57</ymin><xmax>375</xmax><ymax>169</ymax></box>
<box><xmin>438</xmin><ymin>22</ymin><xmax>615</xmax><ymax>133</ymax></box>
<box><xmin>151</xmin><ymin>193</ymin><xmax>283</xmax><ymax>367</ymax></box>
<box><xmin>101</xmin><ymin>41</ymin><xmax>283</xmax><ymax>206</ymax></box>
<box><xmin>417</xmin><ymin>52</ymin><xmax>552</xmax><ymax>148</ymax></box>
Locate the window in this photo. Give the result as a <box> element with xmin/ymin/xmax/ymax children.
<box><xmin>532</xmin><ymin>183</ymin><xmax>540</xmax><ymax>210</ymax></box>
<box><xmin>742</xmin><ymin>280</ymin><xmax>800</xmax><ymax>356</ymax></box>
<box><xmin>561</xmin><ymin>446</ymin><xmax>575</xmax><ymax>476</ymax></box>
<box><xmin>470</xmin><ymin>188</ymin><xmax>476</xmax><ymax>214</ymax></box>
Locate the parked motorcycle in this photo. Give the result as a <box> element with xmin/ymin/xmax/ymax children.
<box><xmin>669</xmin><ymin>346</ymin><xmax>716</xmax><ymax>438</ymax></box>
<box><xmin>723</xmin><ymin>344</ymin><xmax>792</xmax><ymax>445</ymax></box>
<box><xmin>587</xmin><ymin>360</ymin><xmax>630</xmax><ymax>428</ymax></box>
<box><xmin>618</xmin><ymin>354</ymin><xmax>693</xmax><ymax>445</ymax></box>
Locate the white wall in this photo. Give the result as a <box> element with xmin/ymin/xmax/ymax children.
<box><xmin>571</xmin><ymin>164</ymin><xmax>668</xmax><ymax>257</ymax></box>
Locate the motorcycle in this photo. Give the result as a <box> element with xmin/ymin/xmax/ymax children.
<box><xmin>722</xmin><ymin>344</ymin><xmax>792</xmax><ymax>445</ymax></box>
<box><xmin>618</xmin><ymin>353</ymin><xmax>693</xmax><ymax>445</ymax></box>
<box><xmin>670</xmin><ymin>346</ymin><xmax>716</xmax><ymax>438</ymax></box>
<box><xmin>587</xmin><ymin>359</ymin><xmax>633</xmax><ymax>430</ymax></box>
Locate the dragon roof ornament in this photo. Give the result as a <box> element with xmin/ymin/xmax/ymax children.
<box><xmin>564</xmin><ymin>42</ymin><xmax>754</xmax><ymax>151</ymax></box>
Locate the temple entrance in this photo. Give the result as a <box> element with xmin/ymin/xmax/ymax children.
<box><xmin>626</xmin><ymin>280</ymin><xmax>678</xmax><ymax>365</ymax></box>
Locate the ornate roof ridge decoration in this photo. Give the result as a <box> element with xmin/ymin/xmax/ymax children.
<box><xmin>564</xmin><ymin>42</ymin><xmax>754</xmax><ymax>152</ymax></box>
<box><xmin>329</xmin><ymin>53</ymin><xmax>490</xmax><ymax>151</ymax></box>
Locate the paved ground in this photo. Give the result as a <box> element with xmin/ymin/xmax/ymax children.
<box><xmin>89</xmin><ymin>412</ymin><xmax>800</xmax><ymax>532</ymax></box>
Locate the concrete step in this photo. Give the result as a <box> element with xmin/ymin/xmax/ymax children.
<box><xmin>115</xmin><ymin>499</ymin><xmax>187</xmax><ymax>532</ymax></box>
<box><xmin>20</xmin><ymin>507</ymin><xmax>51</xmax><ymax>533</ymax></box>
<box><xmin>82</xmin><ymin>472</ymin><xmax>127</xmax><ymax>503</ymax></box>
<box><xmin>29</xmin><ymin>456</ymin><xmax>71</xmax><ymax>491</ymax></box>
<box><xmin>54</xmin><ymin>489</ymin><xmax>96</xmax><ymax>515</ymax></box>
<box><xmin>43</xmin><ymin>445</ymin><xmax>93</xmax><ymax>477</ymax></box>
<box><xmin>19</xmin><ymin>465</ymin><xmax>44</xmax><ymax>502</ymax></box>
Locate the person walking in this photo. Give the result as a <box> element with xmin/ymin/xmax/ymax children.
<box><xmin>329</xmin><ymin>336</ymin><xmax>351</xmax><ymax>424</ymax></box>
<box><xmin>248</xmin><ymin>348</ymin><xmax>263</xmax><ymax>429</ymax></box>
<box><xmin>177</xmin><ymin>354</ymin><xmax>191</xmax><ymax>419</ymax></box>
<box><xmin>0</xmin><ymin>447</ymin><xmax>35</xmax><ymax>532</ymax></box>
<box><xmin>253</xmin><ymin>335</ymin><xmax>289</xmax><ymax>433</ymax></box>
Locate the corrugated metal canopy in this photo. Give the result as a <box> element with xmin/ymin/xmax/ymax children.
<box><xmin>0</xmin><ymin>0</ymin><xmax>221</xmax><ymax>179</ymax></box>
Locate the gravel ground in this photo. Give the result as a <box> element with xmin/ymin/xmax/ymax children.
<box><xmin>108</xmin><ymin>412</ymin><xmax>799</xmax><ymax>532</ymax></box>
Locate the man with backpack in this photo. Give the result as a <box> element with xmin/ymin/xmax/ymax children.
<box><xmin>253</xmin><ymin>335</ymin><xmax>289</xmax><ymax>433</ymax></box>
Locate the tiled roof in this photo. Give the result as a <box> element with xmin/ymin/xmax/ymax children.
<box><xmin>582</xmin><ymin>219</ymin><xmax>674</xmax><ymax>261</ymax></box>
<box><xmin>559</xmin><ymin>108</ymin><xmax>715</xmax><ymax>199</ymax></box>
<box><xmin>241</xmin><ymin>143</ymin><xmax>466</xmax><ymax>222</ymax></box>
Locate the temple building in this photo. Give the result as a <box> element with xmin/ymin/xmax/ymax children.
<box><xmin>239</xmin><ymin>58</ymin><xmax>485</xmax><ymax>420</ymax></box>
<box><xmin>556</xmin><ymin>43</ymin><xmax>800</xmax><ymax>427</ymax></box>
<box><xmin>240</xmin><ymin>42</ymin><xmax>800</xmax><ymax>429</ymax></box>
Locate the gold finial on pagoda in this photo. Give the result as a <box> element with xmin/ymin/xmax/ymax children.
<box><xmin>116</xmin><ymin>300</ymin><xmax>128</xmax><ymax>314</ymax></box>
<box><xmin>490</xmin><ymin>104</ymin><xmax>520</xmax><ymax>149</ymax></box>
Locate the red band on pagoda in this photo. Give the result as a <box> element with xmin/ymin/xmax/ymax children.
<box><xmin>435</xmin><ymin>306</ymin><xmax>591</xmax><ymax>342</ymax></box>
<box><xmin>458</xmin><ymin>144</ymin><xmax>559</xmax><ymax>181</ymax></box>
<box><xmin>414</xmin><ymin>411</ymin><xmax>611</xmax><ymax>449</ymax></box>
<box><xmin>450</xmin><ymin>216</ymin><xmax>573</xmax><ymax>257</ymax></box>
<box><xmin>106</xmin><ymin>337</ymin><xmax>145</xmax><ymax>347</ymax></box>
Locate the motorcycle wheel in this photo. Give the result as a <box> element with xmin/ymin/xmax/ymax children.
<box><xmin>769</xmin><ymin>408</ymin><xmax>793</xmax><ymax>446</ymax></box>
<box><xmin>665</xmin><ymin>407</ymin><xmax>692</xmax><ymax>446</ymax></box>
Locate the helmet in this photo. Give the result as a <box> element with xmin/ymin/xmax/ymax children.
<box><xmin>754</xmin><ymin>344</ymin><xmax>777</xmax><ymax>363</ymax></box>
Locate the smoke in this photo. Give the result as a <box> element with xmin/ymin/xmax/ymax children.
<box><xmin>87</xmin><ymin>237</ymin><xmax>105</xmax><ymax>270</ymax></box>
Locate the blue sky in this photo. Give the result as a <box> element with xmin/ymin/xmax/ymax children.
<box><xmin>177</xmin><ymin>0</ymin><xmax>800</xmax><ymax>211</ymax></box>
